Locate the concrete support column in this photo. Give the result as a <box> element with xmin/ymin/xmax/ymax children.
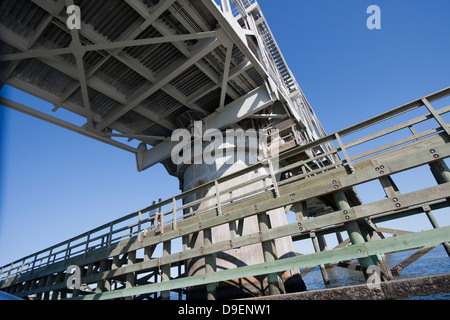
<box><xmin>180</xmin><ymin>136</ymin><xmax>303</xmax><ymax>298</ymax></box>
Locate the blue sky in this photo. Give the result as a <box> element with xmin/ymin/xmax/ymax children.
<box><xmin>1</xmin><ymin>0</ymin><xmax>449</xmax><ymax>266</ymax></box>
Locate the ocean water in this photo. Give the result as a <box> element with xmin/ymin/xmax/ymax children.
<box><xmin>300</xmin><ymin>245</ymin><xmax>450</xmax><ymax>300</ymax></box>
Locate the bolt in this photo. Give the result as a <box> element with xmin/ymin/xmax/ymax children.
<box><xmin>393</xmin><ymin>198</ymin><xmax>398</xmax><ymax>202</ymax></box>
<box><xmin>380</xmin><ymin>171</ymin><xmax>384</xmax><ymax>174</ymax></box>
<box><xmin>430</xmin><ymin>149</ymin><xmax>436</xmax><ymax>153</ymax></box>
<box><xmin>259</xmin><ymin>237</ymin><xmax>263</xmax><ymax>241</ymax></box>
<box><xmin>375</xmin><ymin>167</ymin><xmax>380</xmax><ymax>171</ymax></box>
<box><xmin>332</xmin><ymin>180</ymin><xmax>337</xmax><ymax>185</ymax></box>
<box><xmin>395</xmin><ymin>203</ymin><xmax>401</xmax><ymax>208</ymax></box>
<box><xmin>299</xmin><ymin>227</ymin><xmax>303</xmax><ymax>232</ymax></box>
<box><xmin>433</xmin><ymin>154</ymin><xmax>440</xmax><ymax>159</ymax></box>
<box><xmin>343</xmin><ymin>210</ymin><xmax>348</xmax><ymax>214</ymax></box>
<box><xmin>334</xmin><ymin>185</ymin><xmax>339</xmax><ymax>189</ymax></box>
<box><xmin>380</xmin><ymin>165</ymin><xmax>385</xmax><ymax>169</ymax></box>
<box><xmin>298</xmin><ymin>222</ymin><xmax>302</xmax><ymax>227</ymax></box>
<box><xmin>345</xmin><ymin>216</ymin><xmax>350</xmax><ymax>220</ymax></box>
<box><xmin>358</xmin><ymin>249</ymin><xmax>362</xmax><ymax>253</ymax></box>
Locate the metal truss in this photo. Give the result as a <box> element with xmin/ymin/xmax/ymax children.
<box><xmin>0</xmin><ymin>0</ymin><xmax>327</xmax><ymax>176</ymax></box>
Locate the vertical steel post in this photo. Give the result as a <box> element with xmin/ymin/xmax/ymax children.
<box><xmin>125</xmin><ymin>251</ymin><xmax>136</xmax><ymax>300</ymax></box>
<box><xmin>430</xmin><ymin>159</ymin><xmax>450</xmax><ymax>185</ymax></box>
<box><xmin>172</xmin><ymin>198</ymin><xmax>177</xmax><ymax>230</ymax></box>
<box><xmin>84</xmin><ymin>232</ymin><xmax>91</xmax><ymax>258</ymax></box>
<box><xmin>335</xmin><ymin>132</ymin><xmax>355</xmax><ymax>172</ymax></box>
<box><xmin>268</xmin><ymin>158</ymin><xmax>280</xmax><ymax>197</ymax></box>
<box><xmin>137</xmin><ymin>211</ymin><xmax>142</xmax><ymax>242</ymax></box>
<box><xmin>204</xmin><ymin>228</ymin><xmax>217</xmax><ymax>300</ymax></box>
<box><xmin>161</xmin><ymin>241</ymin><xmax>172</xmax><ymax>300</ymax></box>
<box><xmin>35</xmin><ymin>276</ymin><xmax>47</xmax><ymax>300</ymax></box>
<box><xmin>215</xmin><ymin>180</ymin><xmax>223</xmax><ymax>215</ymax></box>
<box><xmin>311</xmin><ymin>232</ymin><xmax>331</xmax><ymax>288</ymax></box>
<box><xmin>96</xmin><ymin>260</ymin><xmax>111</xmax><ymax>293</ymax></box>
<box><xmin>423</xmin><ymin>206</ymin><xmax>450</xmax><ymax>257</ymax></box>
<box><xmin>428</xmin><ymin>159</ymin><xmax>450</xmax><ymax>257</ymax></box>
<box><xmin>51</xmin><ymin>272</ymin><xmax>63</xmax><ymax>300</ymax></box>
<box><xmin>332</xmin><ymin>190</ymin><xmax>376</xmax><ymax>271</ymax></box>
<box><xmin>43</xmin><ymin>275</ymin><xmax>53</xmax><ymax>300</ymax></box>
<box><xmin>258</xmin><ymin>212</ymin><xmax>285</xmax><ymax>296</ymax></box>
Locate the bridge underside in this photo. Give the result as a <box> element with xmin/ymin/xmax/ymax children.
<box><xmin>0</xmin><ymin>0</ymin><xmax>328</xmax><ymax>177</ymax></box>
<box><xmin>1</xmin><ymin>88</ymin><xmax>449</xmax><ymax>300</ymax></box>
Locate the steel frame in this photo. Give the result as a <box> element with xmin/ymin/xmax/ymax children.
<box><xmin>1</xmin><ymin>0</ymin><xmax>327</xmax><ymax>173</ymax></box>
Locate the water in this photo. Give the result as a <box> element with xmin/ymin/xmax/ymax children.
<box><xmin>300</xmin><ymin>245</ymin><xmax>450</xmax><ymax>300</ymax></box>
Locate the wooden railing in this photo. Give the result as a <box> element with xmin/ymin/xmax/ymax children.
<box><xmin>1</xmin><ymin>87</ymin><xmax>449</xmax><ymax>300</ymax></box>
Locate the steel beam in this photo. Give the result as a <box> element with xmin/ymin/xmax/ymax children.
<box><xmin>0</xmin><ymin>97</ymin><xmax>137</xmax><ymax>153</ymax></box>
<box><xmin>201</xmin><ymin>0</ymin><xmax>268</xmax><ymax>80</ymax></box>
<box><xmin>137</xmin><ymin>85</ymin><xmax>274</xmax><ymax>170</ymax></box>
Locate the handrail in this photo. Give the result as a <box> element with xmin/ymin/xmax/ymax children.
<box><xmin>1</xmin><ymin>87</ymin><xmax>449</xmax><ymax>281</ymax></box>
